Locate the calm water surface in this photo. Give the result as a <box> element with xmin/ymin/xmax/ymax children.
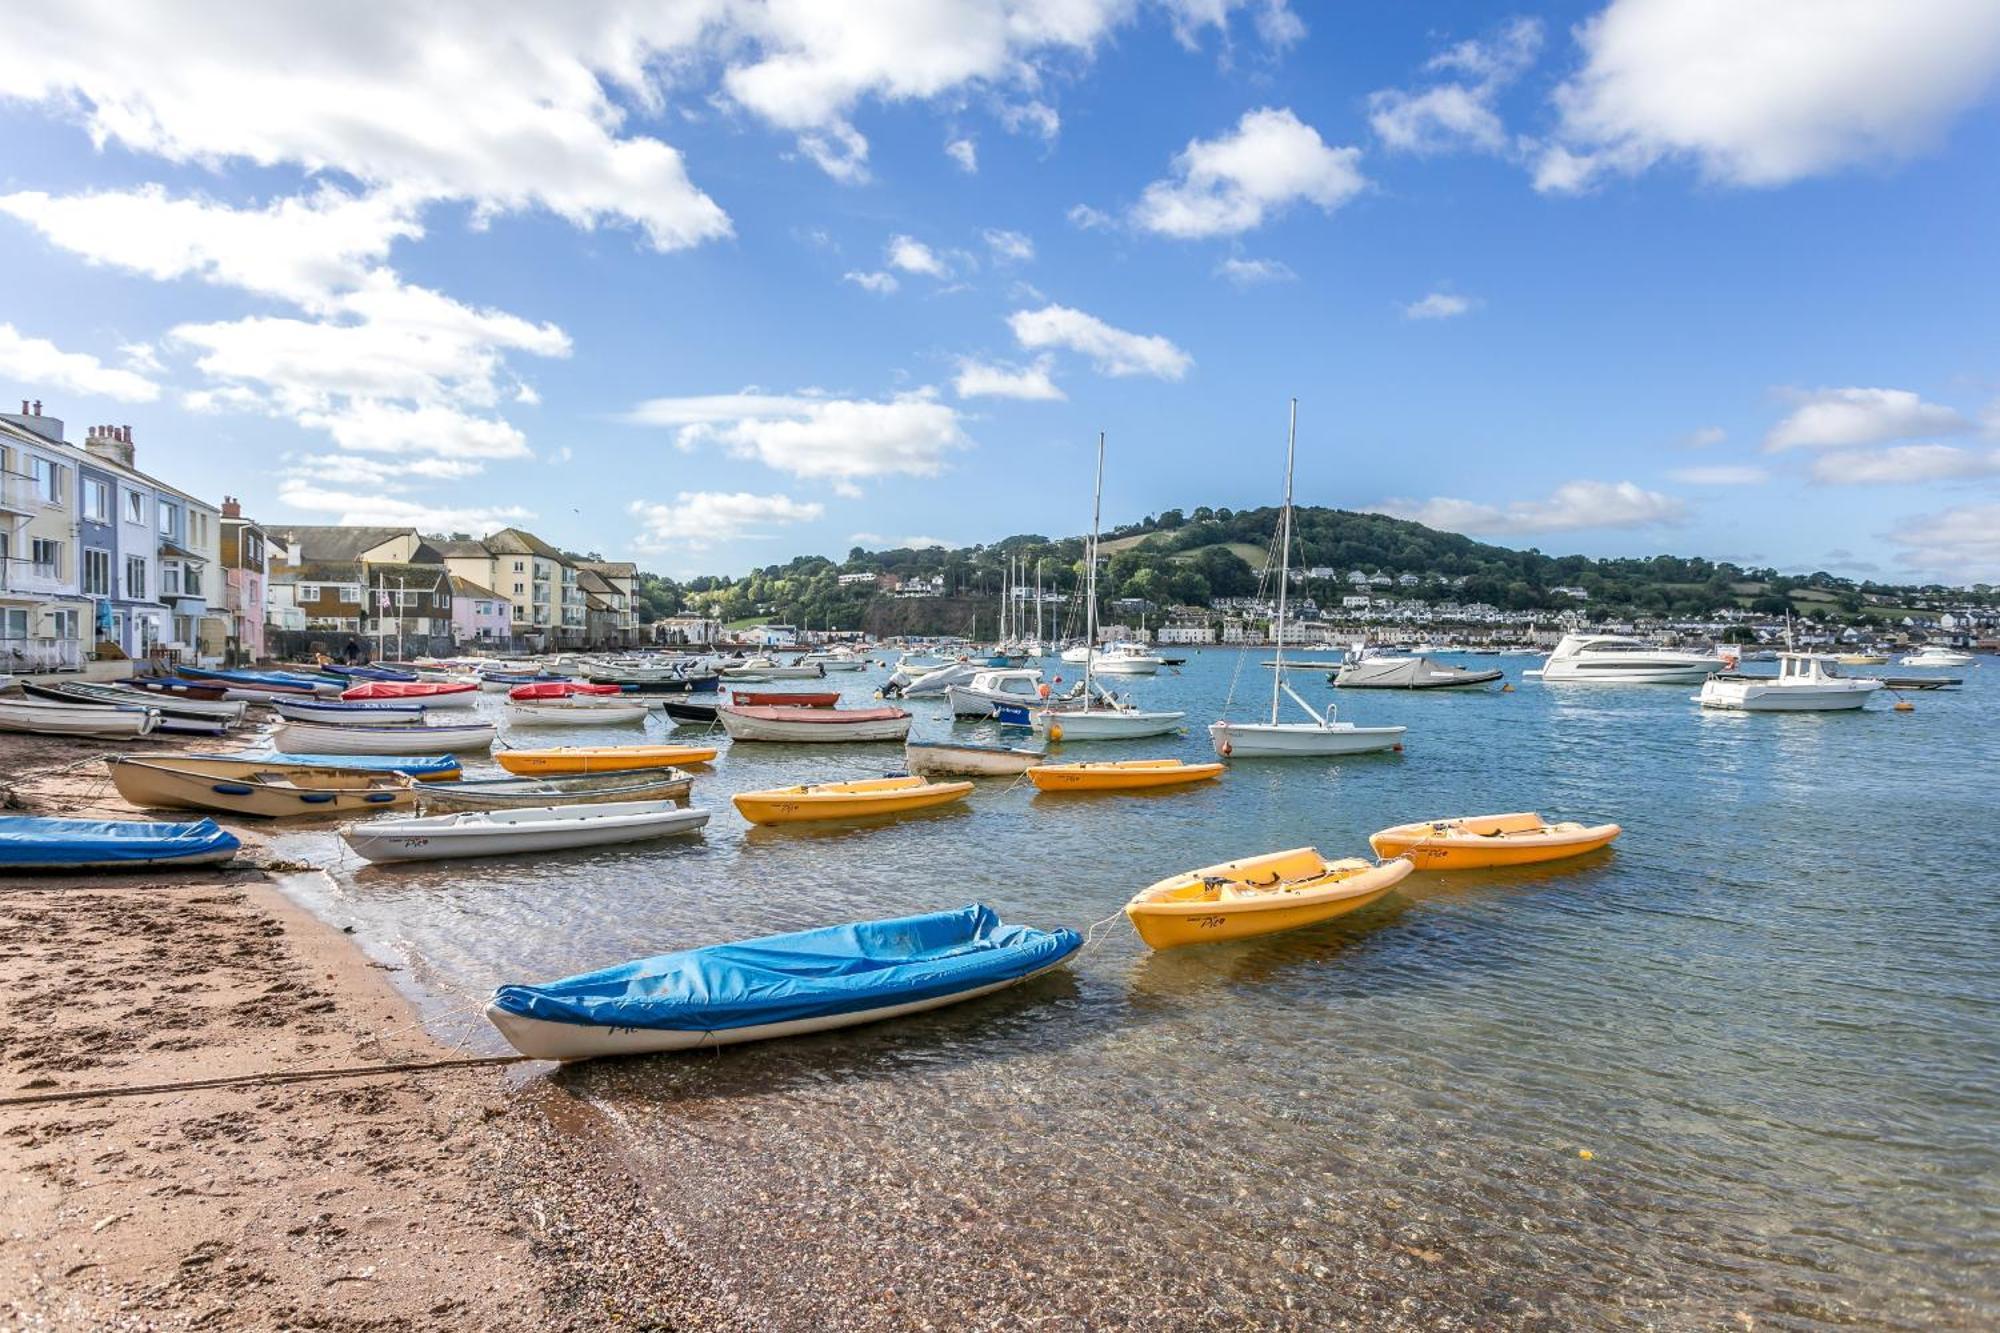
<box><xmin>272</xmin><ymin>653</ymin><xmax>2000</xmax><ymax>1327</ymax></box>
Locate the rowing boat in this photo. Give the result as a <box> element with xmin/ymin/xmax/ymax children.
<box><xmin>341</xmin><ymin>680</ymin><xmax>478</xmax><ymax>708</ymax></box>
<box><xmin>107</xmin><ymin>757</ymin><xmax>412</xmax><ymax>817</ymax></box>
<box><xmin>494</xmin><ymin>744</ymin><xmax>719</xmax><ymax>775</ymax></box>
<box><xmin>507</xmin><ymin>681</ymin><xmax>623</xmax><ymax>700</ymax></box>
<box><xmin>729</xmin><ymin>690</ymin><xmax>839</xmax><ymax>707</ymax></box>
<box><xmin>657</xmin><ymin>698</ymin><xmax>719</xmax><ymax>726</ymax></box>
<box><xmin>0</xmin><ymin>815</ymin><xmax>240</xmax><ymax>872</ymax></box>
<box><xmin>341</xmin><ymin>800</ymin><xmax>711</xmax><ymax>863</ymax></box>
<box><xmin>1026</xmin><ymin>758</ymin><xmax>1223</xmax><ymax>792</ymax></box>
<box><xmin>155</xmin><ymin>751</ymin><xmax>463</xmax><ymax>781</ymax></box>
<box><xmin>718</xmin><ymin>704</ymin><xmax>912</xmax><ymax>743</ymax></box>
<box><xmin>505</xmin><ymin>699</ymin><xmax>651</xmax><ymax>726</ymax></box>
<box><xmin>0</xmin><ymin>698</ymin><xmax>159</xmax><ymax>738</ymax></box>
<box><xmin>903</xmin><ymin>740</ymin><xmax>1045</xmax><ymax>778</ymax></box>
<box><xmin>273</xmin><ymin>718</ymin><xmax>496</xmax><ymax>754</ymax></box>
<box><xmin>404</xmin><ymin>767</ymin><xmax>693</xmax><ymax>812</ymax></box>
<box><xmin>1367</xmin><ymin>812</ymin><xmax>1620</xmax><ymax>869</ymax></box>
<box><xmin>270</xmin><ymin>697</ymin><xmax>427</xmax><ymax>726</ymax></box>
<box><xmin>1124</xmin><ymin>847</ymin><xmax>1413</xmax><ymax>949</ymax></box>
<box><xmin>732</xmin><ymin>775</ymin><xmax>973</xmax><ymax>824</ymax></box>
<box><xmin>484</xmin><ymin>904</ymin><xmax>1080</xmax><ymax>1061</ymax></box>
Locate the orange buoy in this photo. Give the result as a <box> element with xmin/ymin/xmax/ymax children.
<box><xmin>1048</xmin><ymin>723</ymin><xmax>1064</xmax><ymax>742</ymax></box>
<box><xmin>1893</xmin><ymin>700</ymin><xmax>1914</xmax><ymax>712</ymax></box>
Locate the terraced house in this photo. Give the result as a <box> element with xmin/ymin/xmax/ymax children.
<box><xmin>266</xmin><ymin>525</ymin><xmax>456</xmax><ymax>658</ymax></box>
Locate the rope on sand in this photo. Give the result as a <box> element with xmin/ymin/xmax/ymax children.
<box><xmin>0</xmin><ymin>1053</ymin><xmax>537</xmax><ymax>1110</ymax></box>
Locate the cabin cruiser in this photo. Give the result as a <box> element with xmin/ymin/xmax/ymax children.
<box><xmin>1898</xmin><ymin>644</ymin><xmax>1974</xmax><ymax>668</ymax></box>
<box><xmin>1530</xmin><ymin>633</ymin><xmax>1725</xmax><ymax>685</ymax></box>
<box><xmin>1332</xmin><ymin>655</ymin><xmax>1505</xmax><ymax>689</ymax></box>
<box><xmin>1697</xmin><ymin>653</ymin><xmax>1882</xmax><ymax>711</ymax></box>
<box><xmin>1059</xmin><ymin>641</ymin><xmax>1163</xmax><ymax>674</ymax></box>
<box><xmin>948</xmin><ymin>668</ymin><xmax>1052</xmax><ymax>717</ymax></box>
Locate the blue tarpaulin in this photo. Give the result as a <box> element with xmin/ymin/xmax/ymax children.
<box><xmin>492</xmin><ymin>904</ymin><xmax>1080</xmax><ymax>1034</ymax></box>
<box><xmin>185</xmin><ymin>751</ymin><xmax>463</xmax><ymax>777</ymax></box>
<box><xmin>0</xmin><ymin>817</ymin><xmax>240</xmax><ymax>868</ymax></box>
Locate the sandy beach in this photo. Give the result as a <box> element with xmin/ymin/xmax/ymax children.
<box><xmin>0</xmin><ymin>734</ymin><xmax>737</xmax><ymax>1331</ymax></box>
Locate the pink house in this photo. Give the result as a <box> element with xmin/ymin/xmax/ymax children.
<box><xmin>219</xmin><ymin>498</ymin><xmax>268</xmax><ymax>663</ymax></box>
<box><xmin>450</xmin><ymin>576</ymin><xmax>512</xmax><ymax>646</ymax></box>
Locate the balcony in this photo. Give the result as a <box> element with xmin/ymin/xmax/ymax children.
<box><xmin>0</xmin><ymin>471</ymin><xmax>38</xmax><ymax>517</ymax></box>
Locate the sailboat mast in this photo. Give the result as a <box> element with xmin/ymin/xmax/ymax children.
<box><xmin>1271</xmin><ymin>398</ymin><xmax>1297</xmax><ymax>724</ymax></box>
<box><xmin>1084</xmin><ymin>431</ymin><xmax>1104</xmax><ymax>709</ymax></box>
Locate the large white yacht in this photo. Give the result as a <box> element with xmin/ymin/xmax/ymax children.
<box><xmin>1898</xmin><ymin>644</ymin><xmax>1974</xmax><ymax>668</ymax></box>
<box><xmin>1530</xmin><ymin>633</ymin><xmax>1726</xmax><ymax>685</ymax></box>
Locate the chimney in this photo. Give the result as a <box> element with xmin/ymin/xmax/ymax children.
<box><xmin>31</xmin><ymin>401</ymin><xmax>40</xmax><ymax>415</ymax></box>
<box><xmin>221</xmin><ymin>496</ymin><xmax>241</xmax><ymax>519</ymax></box>
<box><xmin>83</xmin><ymin>422</ymin><xmax>135</xmax><ymax>469</ymax></box>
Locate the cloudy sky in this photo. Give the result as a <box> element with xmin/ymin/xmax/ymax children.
<box><xmin>3</xmin><ymin>1</ymin><xmax>1998</xmax><ymax>581</ymax></box>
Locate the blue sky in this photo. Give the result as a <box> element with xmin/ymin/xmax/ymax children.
<box><xmin>1</xmin><ymin>1</ymin><xmax>1997</xmax><ymax>581</ymax></box>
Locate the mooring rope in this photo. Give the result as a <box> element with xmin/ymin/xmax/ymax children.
<box><xmin>0</xmin><ymin>1053</ymin><xmax>534</xmax><ymax>1110</ymax></box>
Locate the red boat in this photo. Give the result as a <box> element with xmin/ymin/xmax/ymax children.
<box><xmin>340</xmin><ymin>680</ymin><xmax>478</xmax><ymax>702</ymax></box>
<box><xmin>730</xmin><ymin>690</ymin><xmax>839</xmax><ymax>707</ymax></box>
<box><xmin>508</xmin><ymin>681</ymin><xmax>625</xmax><ymax>701</ymax></box>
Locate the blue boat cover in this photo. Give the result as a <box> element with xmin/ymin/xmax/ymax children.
<box><xmin>185</xmin><ymin>750</ymin><xmax>463</xmax><ymax>777</ymax></box>
<box><xmin>492</xmin><ymin>904</ymin><xmax>1080</xmax><ymax>1034</ymax></box>
<box><xmin>0</xmin><ymin>816</ymin><xmax>240</xmax><ymax>867</ymax></box>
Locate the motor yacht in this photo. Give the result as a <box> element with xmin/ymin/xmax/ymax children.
<box><xmin>1530</xmin><ymin>633</ymin><xmax>1725</xmax><ymax>685</ymax></box>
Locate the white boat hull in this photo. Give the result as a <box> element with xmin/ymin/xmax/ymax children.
<box><xmin>719</xmin><ymin>712</ymin><xmax>912</xmax><ymax>742</ymax></box>
<box><xmin>485</xmin><ymin>959</ymin><xmax>1067</xmax><ymax>1061</ymax></box>
<box><xmin>1033</xmin><ymin>708</ymin><xmax>1185</xmax><ymax>740</ymax></box>
<box><xmin>271</xmin><ymin>701</ymin><xmax>426</xmax><ymax>726</ymax></box>
<box><xmin>904</xmin><ymin>743</ymin><xmax>1045</xmax><ymax>777</ymax></box>
<box><xmin>0</xmin><ymin>700</ymin><xmax>158</xmax><ymax>738</ymax></box>
<box><xmin>1697</xmin><ymin>683</ymin><xmax>1879</xmax><ymax>711</ymax></box>
<box><xmin>1208</xmin><ymin>720</ymin><xmax>1405</xmax><ymax>756</ymax></box>
<box><xmin>343</xmin><ymin>801</ymin><xmax>710</xmax><ymax>863</ymax></box>
<box><xmin>505</xmin><ymin>701</ymin><xmax>650</xmax><ymax>726</ymax></box>
<box><xmin>273</xmin><ymin>719</ymin><xmax>497</xmax><ymax>754</ymax></box>
<box><xmin>898</xmin><ymin>663</ymin><xmax>981</xmax><ymax>697</ymax></box>
<box><xmin>1539</xmin><ymin>664</ymin><xmax>1722</xmax><ymax>684</ymax></box>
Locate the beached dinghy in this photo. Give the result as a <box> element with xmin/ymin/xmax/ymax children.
<box><xmin>340</xmin><ymin>680</ymin><xmax>477</xmax><ymax>708</ymax></box>
<box><xmin>119</xmin><ymin>676</ymin><xmax>232</xmax><ymax>702</ymax></box>
<box><xmin>177</xmin><ymin>666</ymin><xmax>342</xmax><ymax>698</ymax></box>
<box><xmin>341</xmin><ymin>800</ymin><xmax>710</xmax><ymax>863</ymax></box>
<box><xmin>0</xmin><ymin>698</ymin><xmax>159</xmax><ymax>739</ymax></box>
<box><xmin>506</xmin><ymin>698</ymin><xmax>650</xmax><ymax>726</ymax></box>
<box><xmin>269</xmin><ymin>697</ymin><xmax>426</xmax><ymax>726</ymax></box>
<box><xmin>405</xmin><ymin>767</ymin><xmax>692</xmax><ymax>812</ymax></box>
<box><xmin>1124</xmin><ymin>847</ymin><xmax>1413</xmax><ymax>949</ymax></box>
<box><xmin>274</xmin><ymin>718</ymin><xmax>496</xmax><ymax>755</ymax></box>
<box><xmin>507</xmin><ymin>681</ymin><xmax>624</xmax><ymax>700</ymax></box>
<box><xmin>0</xmin><ymin>815</ymin><xmax>240</xmax><ymax>872</ymax></box>
<box><xmin>23</xmin><ymin>680</ymin><xmax>245</xmax><ymax>726</ymax></box>
<box><xmin>720</xmin><ymin>704</ymin><xmax>912</xmax><ymax>743</ymax></box>
<box><xmin>732</xmin><ymin>775</ymin><xmax>973</xmax><ymax>824</ymax></box>
<box><xmin>1368</xmin><ymin>813</ymin><xmax>1621</xmax><ymax>869</ymax></box>
<box><xmin>108</xmin><ymin>756</ymin><xmax>412</xmax><ymax>817</ymax></box>
<box><xmin>484</xmin><ymin>904</ymin><xmax>1082</xmax><ymax>1062</ymax></box>
<box><xmin>18</xmin><ymin>681</ymin><xmax>229</xmax><ymax>735</ymax></box>
<box><xmin>161</xmin><ymin>751</ymin><xmax>463</xmax><ymax>781</ymax></box>
<box><xmin>903</xmin><ymin>739</ymin><xmax>1045</xmax><ymax>778</ymax></box>
<box><xmin>1026</xmin><ymin>758</ymin><xmax>1223</xmax><ymax>792</ymax></box>
<box><xmin>495</xmin><ymin>744</ymin><xmax>718</xmax><ymax>775</ymax></box>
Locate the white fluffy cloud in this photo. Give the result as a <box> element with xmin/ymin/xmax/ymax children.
<box><xmin>982</xmin><ymin>229</ymin><xmax>1034</xmax><ymax>262</ymax></box>
<box><xmin>1764</xmin><ymin>387</ymin><xmax>1970</xmax><ymax>451</ymax></box>
<box><xmin>1007</xmin><ymin>304</ymin><xmax>1192</xmax><ymax>380</ymax></box>
<box><xmin>953</xmin><ymin>356</ymin><xmax>1064</xmax><ymax>401</ymax></box>
<box><xmin>946</xmin><ymin>137</ymin><xmax>979</xmax><ymax>173</ymax></box>
<box><xmin>1809</xmin><ymin>444</ymin><xmax>2000</xmax><ymax>485</ymax></box>
<box><xmin>625</xmin><ymin>388</ymin><xmax>969</xmax><ymax>488</ymax></box>
<box><xmin>1402</xmin><ymin>291</ymin><xmax>1475</xmax><ymax>320</ymax></box>
<box><xmin>1373</xmin><ymin>480</ymin><xmax>1686</xmax><ymax>535</ymax></box>
<box><xmin>0</xmin><ymin>323</ymin><xmax>160</xmax><ymax>402</ymax></box>
<box><xmin>1369</xmin><ymin>17</ymin><xmax>1542</xmax><ymax>155</ymax></box>
<box><xmin>843</xmin><ymin>270</ymin><xmax>900</xmax><ymax>294</ymax></box>
<box><xmin>886</xmin><ymin>235</ymin><xmax>950</xmax><ymax>278</ymax></box>
<box><xmin>1538</xmin><ymin>0</ymin><xmax>2000</xmax><ymax>192</ymax></box>
<box><xmin>1668</xmin><ymin>464</ymin><xmax>1768</xmax><ymax>485</ymax></box>
<box><xmin>274</xmin><ymin>480</ymin><xmax>533</xmax><ymax>530</ymax></box>
<box><xmin>850</xmin><ymin>531</ymin><xmax>955</xmax><ymax>550</ymax></box>
<box><xmin>1133</xmin><ymin>108</ymin><xmax>1365</xmax><ymax>238</ymax></box>
<box><xmin>1215</xmin><ymin>256</ymin><xmax>1295</xmax><ymax>285</ymax></box>
<box><xmin>1887</xmin><ymin>502</ymin><xmax>2000</xmax><ymax>579</ymax></box>
<box><xmin>629</xmin><ymin>491</ymin><xmax>825</xmax><ymax>552</ymax></box>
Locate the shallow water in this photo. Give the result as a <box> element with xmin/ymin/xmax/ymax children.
<box><xmin>273</xmin><ymin>655</ymin><xmax>2000</xmax><ymax>1327</ymax></box>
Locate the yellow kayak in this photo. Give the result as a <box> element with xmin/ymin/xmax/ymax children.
<box><xmin>1027</xmin><ymin>758</ymin><xmax>1224</xmax><ymax>792</ymax></box>
<box><xmin>1368</xmin><ymin>812</ymin><xmax>1620</xmax><ymax>869</ymax></box>
<box><xmin>1125</xmin><ymin>847</ymin><xmax>1412</xmax><ymax>950</ymax></box>
<box><xmin>732</xmin><ymin>775</ymin><xmax>974</xmax><ymax>825</ymax></box>
<box><xmin>496</xmin><ymin>745</ymin><xmax>718</xmax><ymax>776</ymax></box>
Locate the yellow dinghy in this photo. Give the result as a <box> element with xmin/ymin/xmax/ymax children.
<box><xmin>1125</xmin><ymin>847</ymin><xmax>1412</xmax><ymax>950</ymax></box>
<box><xmin>1367</xmin><ymin>812</ymin><xmax>1620</xmax><ymax>869</ymax></box>
<box><xmin>496</xmin><ymin>745</ymin><xmax>718</xmax><ymax>776</ymax></box>
<box><xmin>732</xmin><ymin>775</ymin><xmax>973</xmax><ymax>825</ymax></box>
<box><xmin>1026</xmin><ymin>758</ymin><xmax>1224</xmax><ymax>792</ymax></box>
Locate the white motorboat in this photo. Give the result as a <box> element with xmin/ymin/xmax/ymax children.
<box><xmin>1059</xmin><ymin>642</ymin><xmax>1161</xmax><ymax>674</ymax></box>
<box><xmin>1531</xmin><ymin>633</ymin><xmax>1726</xmax><ymax>685</ymax></box>
<box><xmin>270</xmin><ymin>698</ymin><xmax>426</xmax><ymax>726</ymax></box>
<box><xmin>0</xmin><ymin>698</ymin><xmax>160</xmax><ymax>739</ymax></box>
<box><xmin>1332</xmin><ymin>656</ymin><xmax>1504</xmax><ymax>689</ymax></box>
<box><xmin>1898</xmin><ymin>644</ymin><xmax>1975</xmax><ymax>668</ymax></box>
<box><xmin>1697</xmin><ymin>654</ymin><xmax>1883</xmax><ymax>712</ymax></box>
<box><xmin>1031</xmin><ymin>434</ymin><xmax>1185</xmax><ymax>743</ymax></box>
<box><xmin>721</xmin><ymin>657</ymin><xmax>825</xmax><ymax>681</ymax></box>
<box><xmin>946</xmin><ymin>668</ymin><xmax>1053</xmax><ymax>717</ymax></box>
<box><xmin>895</xmin><ymin>660</ymin><xmax>982</xmax><ymax>698</ymax></box>
<box><xmin>1208</xmin><ymin>400</ymin><xmax>1405</xmax><ymax>759</ymax></box>
<box><xmin>272</xmin><ymin>718</ymin><xmax>497</xmax><ymax>754</ymax></box>
<box><xmin>800</xmin><ymin>651</ymin><xmax>866</xmax><ymax>672</ymax></box>
<box><xmin>341</xmin><ymin>800</ymin><xmax>711</xmax><ymax>863</ymax></box>
<box><xmin>506</xmin><ymin>699</ymin><xmax>650</xmax><ymax>726</ymax></box>
<box><xmin>903</xmin><ymin>740</ymin><xmax>1047</xmax><ymax>778</ymax></box>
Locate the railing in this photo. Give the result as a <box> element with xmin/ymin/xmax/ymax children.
<box><xmin>0</xmin><ymin>635</ymin><xmax>82</xmax><ymax>672</ymax></box>
<box><xmin>0</xmin><ymin>471</ymin><xmax>38</xmax><ymax>514</ymax></box>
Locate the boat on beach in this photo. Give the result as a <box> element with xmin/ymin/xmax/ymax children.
<box><xmin>505</xmin><ymin>698</ymin><xmax>651</xmax><ymax>726</ymax></box>
<box><xmin>269</xmin><ymin>697</ymin><xmax>427</xmax><ymax>726</ymax></box>
<box><xmin>273</xmin><ymin>718</ymin><xmax>497</xmax><ymax>754</ymax></box>
<box><xmin>0</xmin><ymin>815</ymin><xmax>241</xmax><ymax>872</ymax></box>
<box><xmin>1124</xmin><ymin>847</ymin><xmax>1413</xmax><ymax>950</ymax></box>
<box><xmin>1026</xmin><ymin>758</ymin><xmax>1223</xmax><ymax>792</ymax></box>
<box><xmin>903</xmin><ymin>739</ymin><xmax>1046</xmax><ymax>777</ymax></box>
<box><xmin>20</xmin><ymin>680</ymin><xmax>238</xmax><ymax>734</ymax></box>
<box><xmin>494</xmin><ymin>744</ymin><xmax>718</xmax><ymax>775</ymax></box>
<box><xmin>484</xmin><ymin>904</ymin><xmax>1082</xmax><ymax>1061</ymax></box>
<box><xmin>732</xmin><ymin>775</ymin><xmax>973</xmax><ymax>824</ymax></box>
<box><xmin>153</xmin><ymin>751</ymin><xmax>464</xmax><ymax>781</ymax></box>
<box><xmin>340</xmin><ymin>800</ymin><xmax>711</xmax><ymax>863</ymax></box>
<box><xmin>107</xmin><ymin>756</ymin><xmax>414</xmax><ymax>818</ymax></box>
<box><xmin>178</xmin><ymin>666</ymin><xmax>342</xmax><ymax>698</ymax></box>
<box><xmin>719</xmin><ymin>704</ymin><xmax>913</xmax><ymax>743</ymax></box>
<box><xmin>341</xmin><ymin>680</ymin><xmax>478</xmax><ymax>708</ymax></box>
<box><xmin>0</xmin><ymin>697</ymin><xmax>159</xmax><ymax>738</ymax></box>
<box><xmin>404</xmin><ymin>767</ymin><xmax>693</xmax><ymax>812</ymax></box>
<box><xmin>1368</xmin><ymin>813</ymin><xmax>1621</xmax><ymax>869</ymax></box>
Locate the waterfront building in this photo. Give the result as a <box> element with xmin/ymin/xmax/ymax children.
<box><xmin>218</xmin><ymin>497</ymin><xmax>269</xmax><ymax>663</ymax></box>
<box><xmin>0</xmin><ymin>403</ymin><xmax>89</xmax><ymax>671</ymax></box>
<box><xmin>577</xmin><ymin>559</ymin><xmax>640</xmax><ymax>647</ymax></box>
<box><xmin>448</xmin><ymin>577</ymin><xmax>513</xmax><ymax>644</ymax></box>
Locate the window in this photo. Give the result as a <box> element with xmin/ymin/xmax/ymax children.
<box><xmin>1</xmin><ymin>608</ymin><xmax>25</xmax><ymax>639</ymax></box>
<box><xmin>161</xmin><ymin>561</ymin><xmax>182</xmax><ymax>597</ymax></box>
<box><xmin>126</xmin><ymin>556</ymin><xmax>146</xmax><ymax>599</ymax></box>
<box><xmin>31</xmin><ymin>457</ymin><xmax>62</xmax><ymax>504</ymax></box>
<box><xmin>158</xmin><ymin>499</ymin><xmax>178</xmax><ymax>536</ymax></box>
<box><xmin>125</xmin><ymin>490</ymin><xmax>145</xmax><ymax>524</ymax></box>
<box><xmin>182</xmin><ymin>564</ymin><xmax>202</xmax><ymax>597</ymax></box>
<box><xmin>82</xmin><ymin>548</ymin><xmax>111</xmax><ymax>596</ymax></box>
<box><xmin>513</xmin><ymin>582</ymin><xmax>524</xmax><ymax>595</ymax></box>
<box><xmin>190</xmin><ymin>511</ymin><xmax>208</xmax><ymax>547</ymax></box>
<box><xmin>299</xmin><ymin>583</ymin><xmax>320</xmax><ymax>601</ymax></box>
<box><xmin>31</xmin><ymin>538</ymin><xmax>61</xmax><ymax>578</ymax></box>
<box><xmin>83</xmin><ymin>477</ymin><xmax>110</xmax><ymax>523</ymax></box>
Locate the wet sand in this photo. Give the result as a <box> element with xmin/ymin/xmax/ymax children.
<box><xmin>0</xmin><ymin>732</ymin><xmax>738</xmax><ymax>1330</ymax></box>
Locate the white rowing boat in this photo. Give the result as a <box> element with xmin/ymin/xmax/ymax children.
<box><xmin>505</xmin><ymin>699</ymin><xmax>650</xmax><ymax>726</ymax></box>
<box><xmin>341</xmin><ymin>800</ymin><xmax>711</xmax><ymax>862</ymax></box>
<box><xmin>271</xmin><ymin>718</ymin><xmax>496</xmax><ymax>754</ymax></box>
<box><xmin>0</xmin><ymin>698</ymin><xmax>159</xmax><ymax>738</ymax></box>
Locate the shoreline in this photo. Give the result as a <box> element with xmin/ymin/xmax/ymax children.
<box><xmin>0</xmin><ymin>733</ymin><xmax>737</xmax><ymax>1330</ymax></box>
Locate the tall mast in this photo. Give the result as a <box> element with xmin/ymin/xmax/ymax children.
<box><xmin>1084</xmin><ymin>431</ymin><xmax>1104</xmax><ymax>710</ymax></box>
<box><xmin>1271</xmin><ymin>398</ymin><xmax>1296</xmax><ymax>724</ymax></box>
